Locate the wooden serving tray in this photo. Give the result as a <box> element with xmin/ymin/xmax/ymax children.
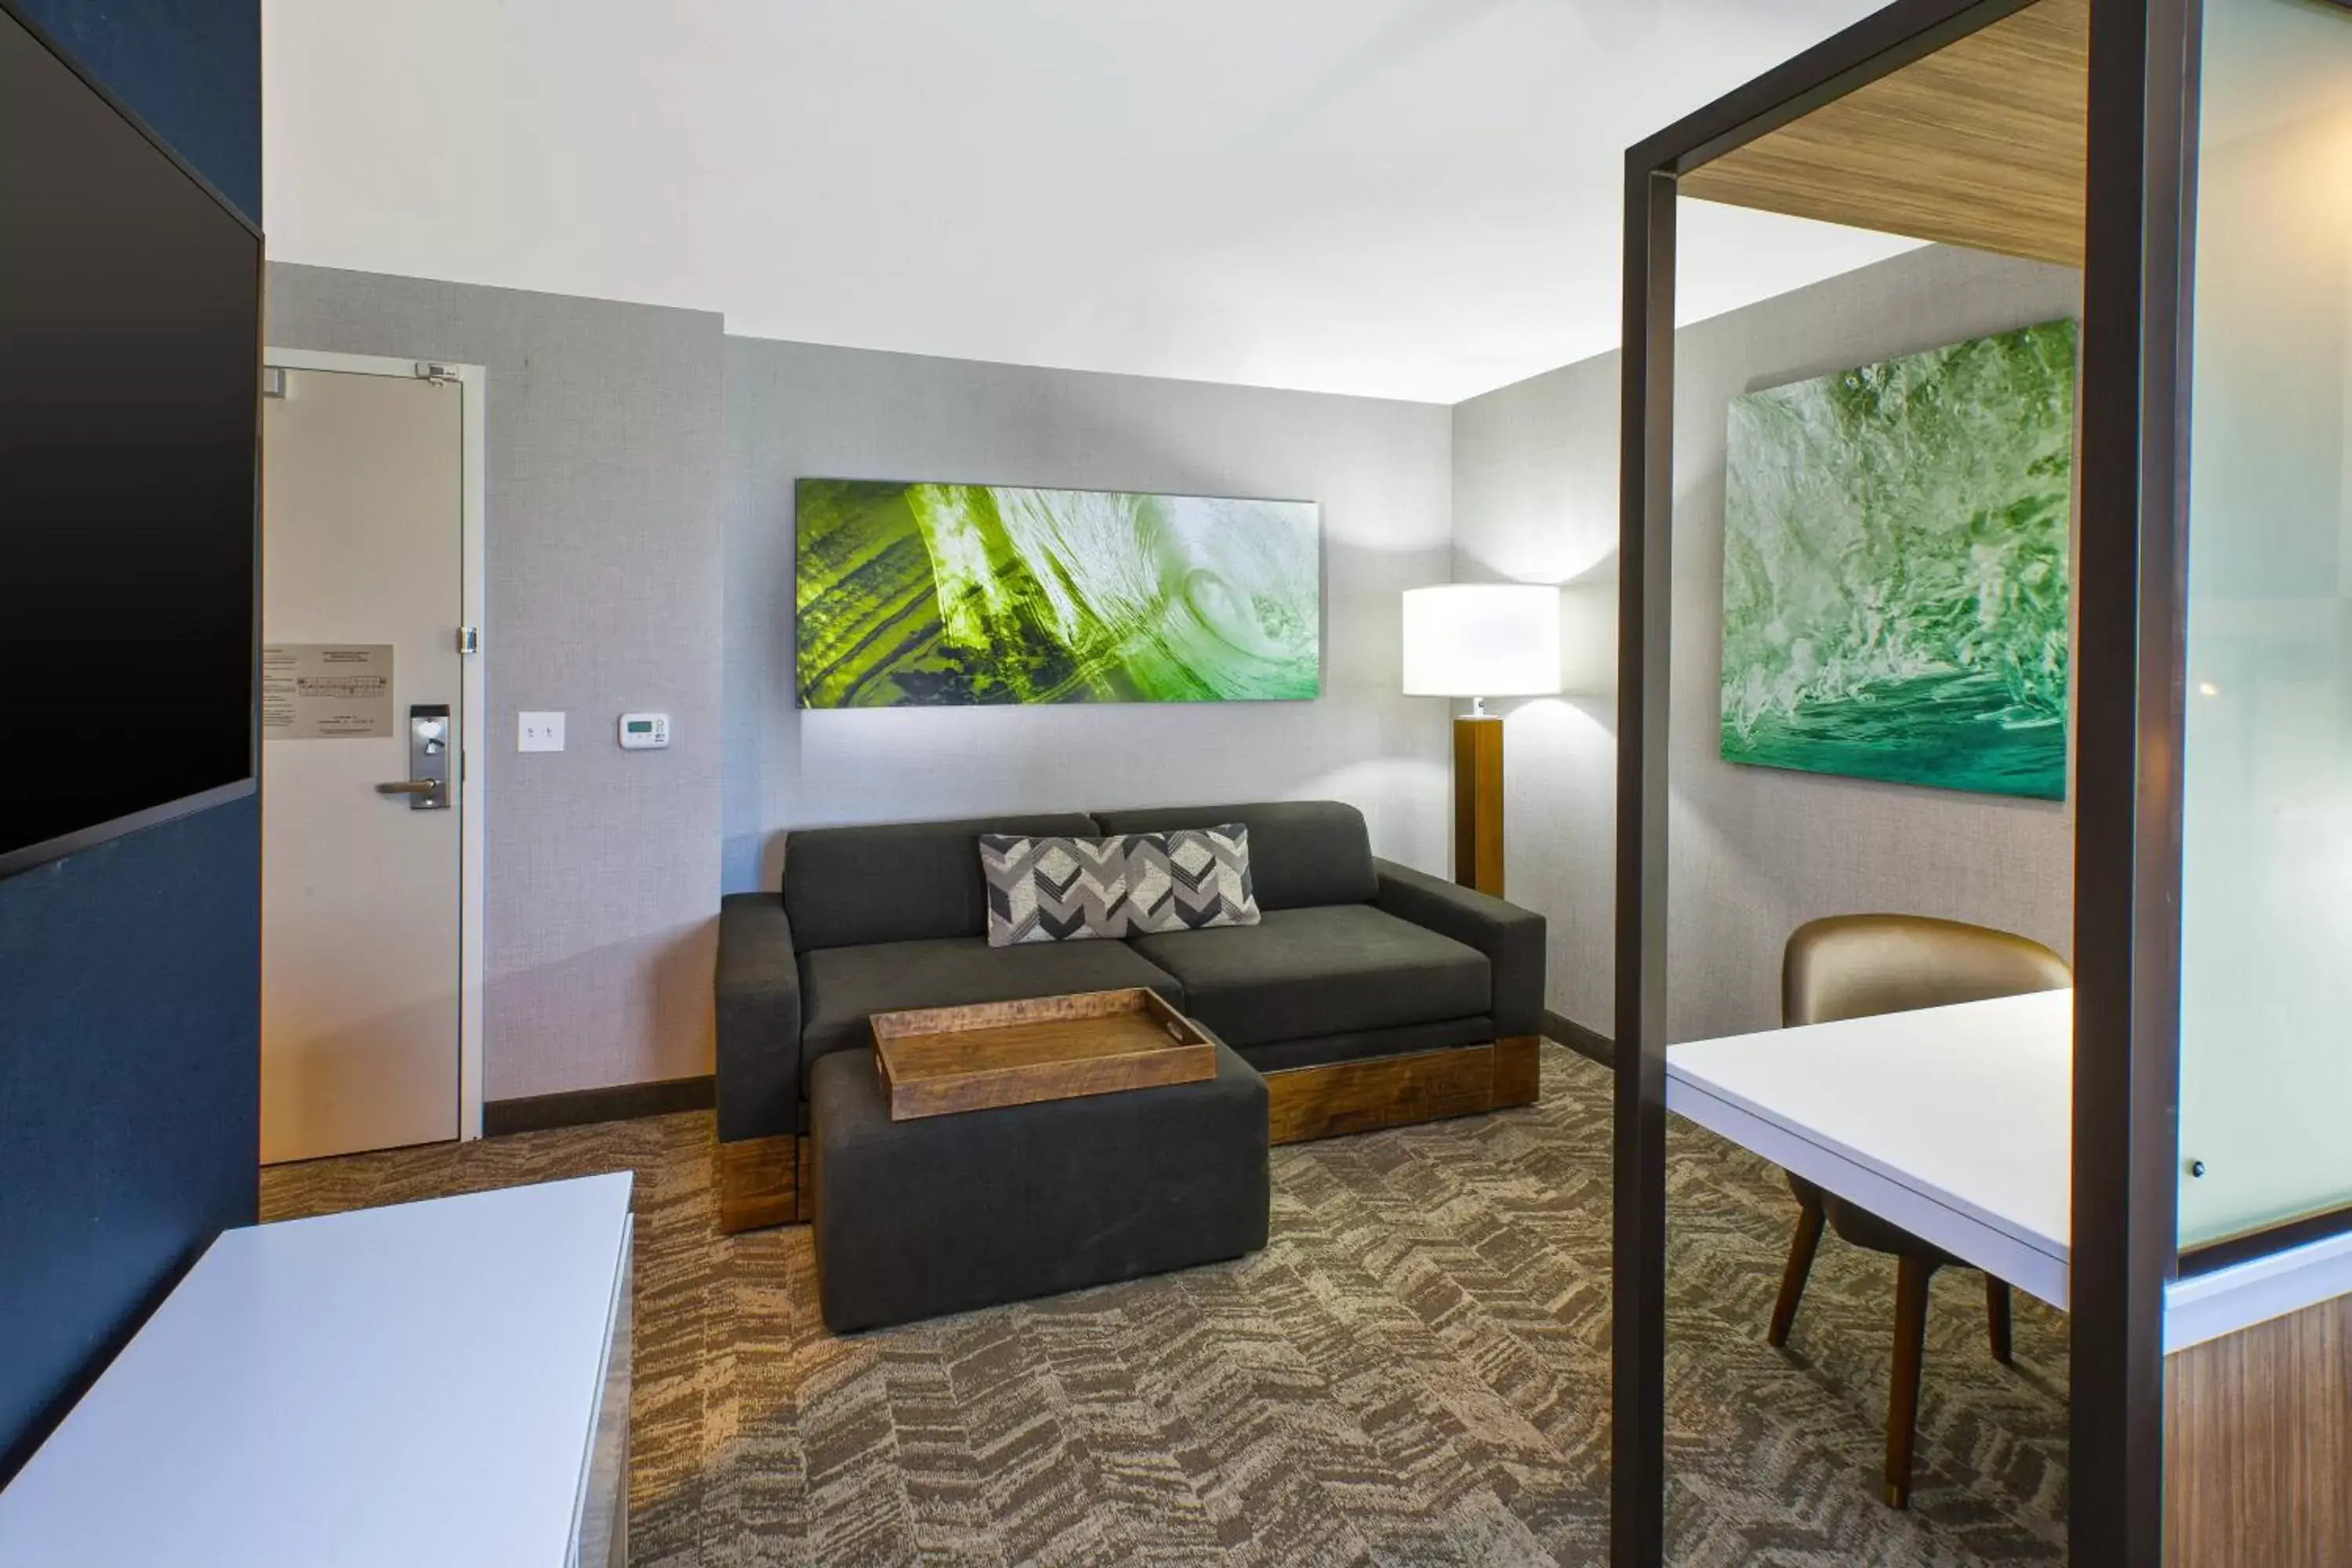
<box><xmin>869</xmin><ymin>988</ymin><xmax>1218</xmax><ymax>1121</ymax></box>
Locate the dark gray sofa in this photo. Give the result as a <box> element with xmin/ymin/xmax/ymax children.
<box><xmin>713</xmin><ymin>800</ymin><xmax>1544</xmax><ymax>1231</ymax></box>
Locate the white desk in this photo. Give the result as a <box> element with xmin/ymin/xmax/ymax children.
<box><xmin>0</xmin><ymin>1173</ymin><xmax>633</xmax><ymax>1568</ymax></box>
<box><xmin>1668</xmin><ymin>989</ymin><xmax>2074</xmax><ymax>1309</ymax></box>
<box><xmin>1668</xmin><ymin>988</ymin><xmax>2352</xmax><ymax>1350</ymax></box>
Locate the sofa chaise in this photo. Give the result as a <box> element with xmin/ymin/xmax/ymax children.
<box><xmin>713</xmin><ymin>799</ymin><xmax>1545</xmax><ymax>1231</ymax></box>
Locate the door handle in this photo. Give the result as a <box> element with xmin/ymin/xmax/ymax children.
<box><xmin>388</xmin><ymin>703</ymin><xmax>453</xmax><ymax>810</ymax></box>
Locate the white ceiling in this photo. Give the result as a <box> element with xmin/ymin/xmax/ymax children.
<box><xmin>263</xmin><ymin>0</ymin><xmax>1918</xmax><ymax>404</ymax></box>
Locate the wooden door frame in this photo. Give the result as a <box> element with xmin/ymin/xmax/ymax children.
<box><xmin>262</xmin><ymin>347</ymin><xmax>489</xmax><ymax>1142</ymax></box>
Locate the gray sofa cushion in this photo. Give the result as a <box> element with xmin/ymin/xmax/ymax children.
<box><xmin>1091</xmin><ymin>800</ymin><xmax>1377</xmax><ymax>911</ymax></box>
<box><xmin>1127</xmin><ymin>904</ymin><xmax>1488</xmax><ymax>1049</ymax></box>
<box><xmin>810</xmin><ymin>1041</ymin><xmax>1269</xmax><ymax>1332</ymax></box>
<box><xmin>784</xmin><ymin>812</ymin><xmax>1098</xmax><ymax>951</ymax></box>
<box><xmin>796</xmin><ymin>935</ymin><xmax>1185</xmax><ymax>1076</ymax></box>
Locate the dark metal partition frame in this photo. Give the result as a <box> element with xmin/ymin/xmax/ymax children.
<box><xmin>2072</xmin><ymin>0</ymin><xmax>2195</xmax><ymax>1557</ymax></box>
<box><xmin>1609</xmin><ymin>2</ymin><xmax>2193</xmax><ymax>1563</ymax></box>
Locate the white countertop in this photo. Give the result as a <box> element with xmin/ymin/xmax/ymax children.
<box><xmin>0</xmin><ymin>1172</ymin><xmax>633</xmax><ymax>1568</ymax></box>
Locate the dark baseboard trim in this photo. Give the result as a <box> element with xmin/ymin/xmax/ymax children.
<box><xmin>1542</xmin><ymin>1010</ymin><xmax>1613</xmax><ymax>1068</ymax></box>
<box><xmin>485</xmin><ymin>1073</ymin><xmax>715</xmax><ymax>1137</ymax></box>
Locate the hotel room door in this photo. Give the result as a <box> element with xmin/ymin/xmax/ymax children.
<box><xmin>260</xmin><ymin>354</ymin><xmax>483</xmax><ymax>1162</ymax></box>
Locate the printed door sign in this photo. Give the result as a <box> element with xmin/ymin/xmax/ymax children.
<box><xmin>263</xmin><ymin>644</ymin><xmax>394</xmax><ymax>739</ymax></box>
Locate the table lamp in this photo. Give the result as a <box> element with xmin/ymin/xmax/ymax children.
<box><xmin>1402</xmin><ymin>583</ymin><xmax>1563</xmax><ymax>896</ymax></box>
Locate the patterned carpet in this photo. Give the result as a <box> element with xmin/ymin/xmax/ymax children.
<box><xmin>261</xmin><ymin>1044</ymin><xmax>2067</xmax><ymax>1566</ymax></box>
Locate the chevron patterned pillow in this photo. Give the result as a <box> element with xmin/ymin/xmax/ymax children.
<box><xmin>979</xmin><ymin>825</ymin><xmax>1261</xmax><ymax>946</ymax></box>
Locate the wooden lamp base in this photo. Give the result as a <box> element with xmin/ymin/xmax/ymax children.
<box><xmin>1453</xmin><ymin>713</ymin><xmax>1504</xmax><ymax>896</ymax></box>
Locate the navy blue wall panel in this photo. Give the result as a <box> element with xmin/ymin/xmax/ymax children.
<box><xmin>0</xmin><ymin>0</ymin><xmax>261</xmax><ymax>1483</ymax></box>
<box><xmin>10</xmin><ymin>0</ymin><xmax>260</xmax><ymax>221</ymax></box>
<box><xmin>0</xmin><ymin>800</ymin><xmax>261</xmax><ymax>1479</ymax></box>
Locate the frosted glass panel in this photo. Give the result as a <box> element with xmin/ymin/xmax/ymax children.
<box><xmin>2178</xmin><ymin>0</ymin><xmax>2352</xmax><ymax>1248</ymax></box>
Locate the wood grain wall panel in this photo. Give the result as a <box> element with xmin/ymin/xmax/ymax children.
<box><xmin>2165</xmin><ymin>1292</ymin><xmax>2352</xmax><ymax>1566</ymax></box>
<box><xmin>1679</xmin><ymin>0</ymin><xmax>2088</xmax><ymax>267</ymax></box>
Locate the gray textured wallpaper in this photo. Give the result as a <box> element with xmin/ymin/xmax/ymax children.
<box><xmin>260</xmin><ymin>245</ymin><xmax>2058</xmax><ymax>1094</ymax></box>
<box><xmin>262</xmin><ymin>267</ymin><xmax>1454</xmax><ymax>1100</ymax></box>
<box><xmin>721</xmin><ymin>339</ymin><xmax>1457</xmax><ymax>895</ymax></box>
<box><xmin>1452</xmin><ymin>245</ymin><xmax>2082</xmax><ymax>1044</ymax></box>
<box><xmin>267</xmin><ymin>265</ymin><xmax>727</xmax><ymax>1100</ymax></box>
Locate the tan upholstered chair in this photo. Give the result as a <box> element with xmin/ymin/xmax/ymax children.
<box><xmin>1771</xmin><ymin>913</ymin><xmax>2071</xmax><ymax>1509</ymax></box>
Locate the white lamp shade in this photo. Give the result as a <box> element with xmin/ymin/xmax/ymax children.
<box><xmin>1401</xmin><ymin>583</ymin><xmax>1563</xmax><ymax>697</ymax></box>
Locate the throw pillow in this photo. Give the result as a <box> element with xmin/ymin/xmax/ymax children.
<box><xmin>979</xmin><ymin>825</ymin><xmax>1261</xmax><ymax>946</ymax></box>
<box><xmin>1120</xmin><ymin>824</ymin><xmax>1261</xmax><ymax>937</ymax></box>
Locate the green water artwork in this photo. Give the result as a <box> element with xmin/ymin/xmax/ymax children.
<box><xmin>796</xmin><ymin>480</ymin><xmax>1321</xmax><ymax>707</ymax></box>
<box><xmin>1720</xmin><ymin>319</ymin><xmax>2077</xmax><ymax>800</ymax></box>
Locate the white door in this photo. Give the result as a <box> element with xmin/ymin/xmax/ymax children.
<box><xmin>261</xmin><ymin>358</ymin><xmax>478</xmax><ymax>1162</ymax></box>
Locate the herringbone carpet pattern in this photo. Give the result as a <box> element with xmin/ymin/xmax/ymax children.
<box><xmin>262</xmin><ymin>1045</ymin><xmax>2067</xmax><ymax>1566</ymax></box>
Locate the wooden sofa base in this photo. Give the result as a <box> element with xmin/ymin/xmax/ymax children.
<box><xmin>1265</xmin><ymin>1035</ymin><xmax>1541</xmax><ymax>1145</ymax></box>
<box><xmin>717</xmin><ymin>1133</ymin><xmax>809</xmax><ymax>1234</ymax></box>
<box><xmin>716</xmin><ymin>1036</ymin><xmax>1542</xmax><ymax>1234</ymax></box>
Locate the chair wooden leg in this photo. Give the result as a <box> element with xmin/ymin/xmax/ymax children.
<box><xmin>1768</xmin><ymin>1193</ymin><xmax>1826</xmax><ymax>1348</ymax></box>
<box><xmin>1885</xmin><ymin>1254</ymin><xmax>1936</xmax><ymax>1509</ymax></box>
<box><xmin>1985</xmin><ymin>1276</ymin><xmax>2013</xmax><ymax>1365</ymax></box>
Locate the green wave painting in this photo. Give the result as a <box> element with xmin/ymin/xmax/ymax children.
<box><xmin>1720</xmin><ymin>320</ymin><xmax>2077</xmax><ymax>800</ymax></box>
<box><xmin>796</xmin><ymin>480</ymin><xmax>1320</xmax><ymax>707</ymax></box>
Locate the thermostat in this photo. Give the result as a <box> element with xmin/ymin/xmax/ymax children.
<box><xmin>618</xmin><ymin>712</ymin><xmax>670</xmax><ymax>750</ymax></box>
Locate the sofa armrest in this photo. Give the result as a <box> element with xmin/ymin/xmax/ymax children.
<box><xmin>716</xmin><ymin>891</ymin><xmax>803</xmax><ymax>1143</ymax></box>
<box><xmin>1371</xmin><ymin>858</ymin><xmax>1546</xmax><ymax>1039</ymax></box>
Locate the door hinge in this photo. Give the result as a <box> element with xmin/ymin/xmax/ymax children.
<box><xmin>414</xmin><ymin>361</ymin><xmax>462</xmax><ymax>387</ymax></box>
<box><xmin>457</xmin><ymin>626</ymin><xmax>481</xmax><ymax>655</ymax></box>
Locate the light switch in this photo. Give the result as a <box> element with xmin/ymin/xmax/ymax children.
<box><xmin>518</xmin><ymin>711</ymin><xmax>565</xmax><ymax>752</ymax></box>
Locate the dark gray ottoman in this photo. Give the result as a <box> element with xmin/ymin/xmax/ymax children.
<box><xmin>808</xmin><ymin>1040</ymin><xmax>1270</xmax><ymax>1332</ymax></box>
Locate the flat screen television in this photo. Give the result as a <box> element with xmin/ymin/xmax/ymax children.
<box><xmin>0</xmin><ymin>2</ymin><xmax>262</xmax><ymax>878</ymax></box>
